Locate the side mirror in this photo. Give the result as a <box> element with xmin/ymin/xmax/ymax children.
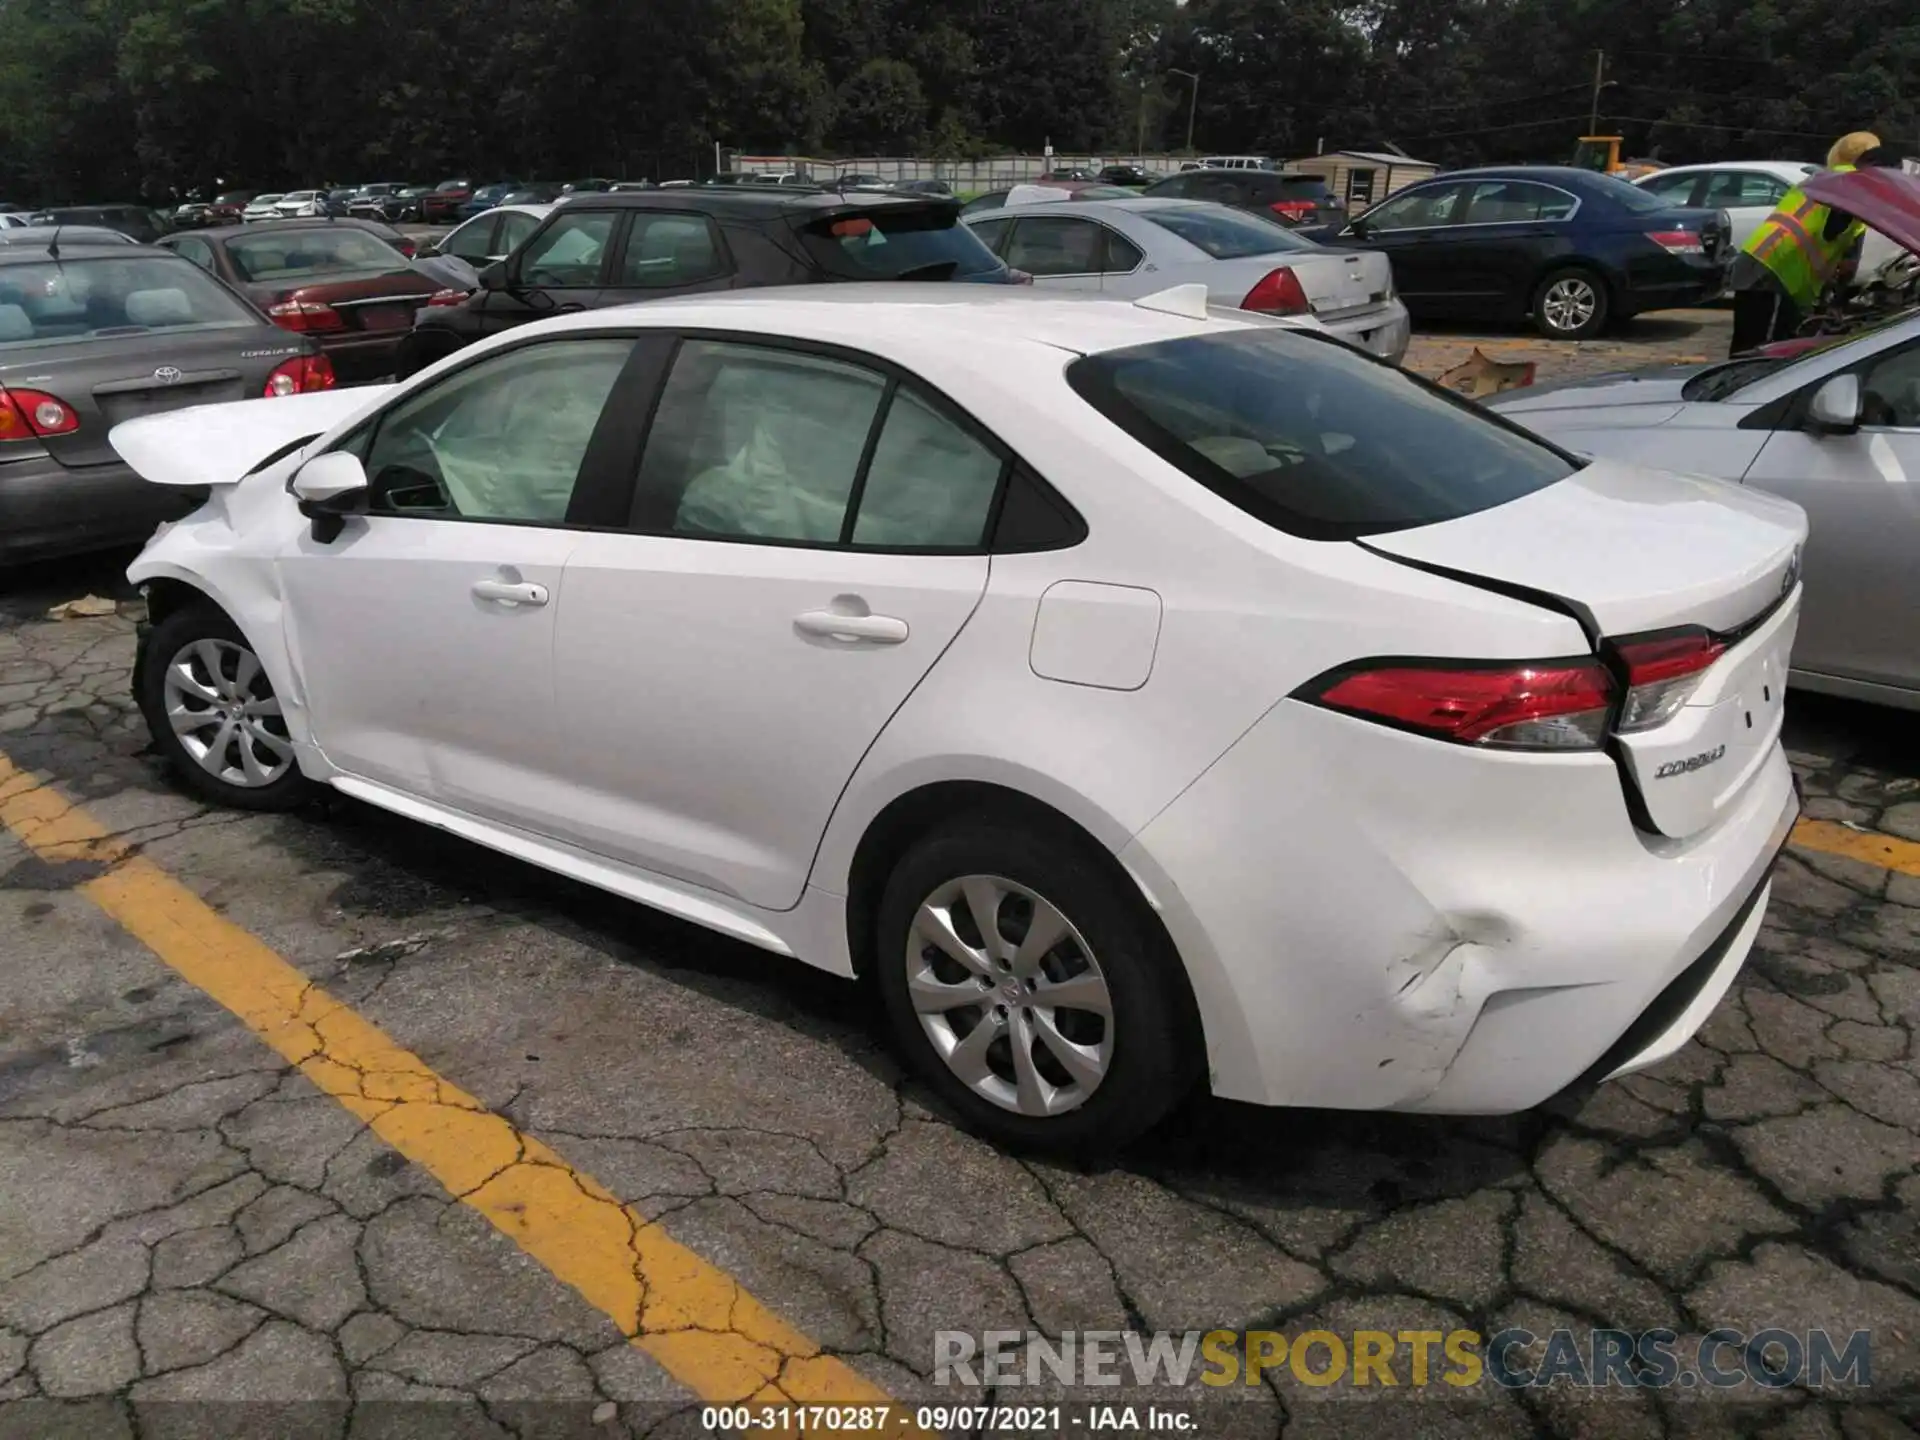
<box><xmin>413</xmin><ymin>241</ymin><xmax>441</xmax><ymax>259</ymax></box>
<box><xmin>478</xmin><ymin>261</ymin><xmax>507</xmax><ymax>292</ymax></box>
<box><xmin>1805</xmin><ymin>373</ymin><xmax>1862</xmax><ymax>435</ymax></box>
<box><xmin>290</xmin><ymin>452</ymin><xmax>367</xmax><ymax>543</ymax></box>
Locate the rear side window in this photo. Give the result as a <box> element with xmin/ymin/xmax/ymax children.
<box><xmin>1067</xmin><ymin>330</ymin><xmax>1575</xmax><ymax>541</ymax></box>
<box><xmin>618</xmin><ymin>214</ymin><xmax>728</xmax><ymax>287</ymax></box>
<box><xmin>1140</xmin><ymin>206</ymin><xmax>1316</xmax><ymax>258</ymax></box>
<box><xmin>797</xmin><ymin>204</ymin><xmax>1003</xmax><ymax>280</ymax></box>
<box><xmin>0</xmin><ymin>256</ymin><xmax>259</xmax><ymax>348</ymax></box>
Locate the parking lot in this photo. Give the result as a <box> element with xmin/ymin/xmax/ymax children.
<box><xmin>1</xmin><ymin>311</ymin><xmax>1916</xmax><ymax>1439</ymax></box>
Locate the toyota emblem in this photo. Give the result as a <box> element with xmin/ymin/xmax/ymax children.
<box><xmin>152</xmin><ymin>365</ymin><xmax>182</xmax><ymax>385</ymax></box>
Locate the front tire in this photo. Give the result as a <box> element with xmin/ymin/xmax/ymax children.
<box><xmin>138</xmin><ymin>602</ymin><xmax>315</xmax><ymax>812</ymax></box>
<box><xmin>874</xmin><ymin>816</ymin><xmax>1199</xmax><ymax>1153</ymax></box>
<box><xmin>1532</xmin><ymin>266</ymin><xmax>1610</xmax><ymax>339</ymax></box>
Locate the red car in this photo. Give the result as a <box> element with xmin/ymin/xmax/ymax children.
<box><xmin>158</xmin><ymin>219</ymin><xmax>439</xmax><ymax>382</ymax></box>
<box><xmin>420</xmin><ymin>178</ymin><xmax>475</xmax><ymax>224</ymax></box>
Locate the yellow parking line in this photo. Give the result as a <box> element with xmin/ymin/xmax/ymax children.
<box><xmin>0</xmin><ymin>754</ymin><xmax>902</xmax><ymax>1416</ymax></box>
<box><xmin>1790</xmin><ymin>817</ymin><xmax>1920</xmax><ymax>879</ymax></box>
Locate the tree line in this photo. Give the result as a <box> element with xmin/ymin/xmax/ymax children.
<box><xmin>1</xmin><ymin>0</ymin><xmax>1914</xmax><ymax>204</ymax></box>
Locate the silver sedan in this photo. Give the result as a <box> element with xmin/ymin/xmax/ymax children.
<box><xmin>964</xmin><ymin>197</ymin><xmax>1410</xmax><ymax>362</ymax></box>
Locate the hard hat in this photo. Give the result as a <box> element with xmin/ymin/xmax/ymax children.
<box><xmin>1828</xmin><ymin>132</ymin><xmax>1883</xmax><ymax>167</ymax></box>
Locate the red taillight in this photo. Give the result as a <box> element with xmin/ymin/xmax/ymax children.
<box><xmin>263</xmin><ymin>354</ymin><xmax>336</xmax><ymax>397</ymax></box>
<box><xmin>426</xmin><ymin>287</ymin><xmax>471</xmax><ymax>306</ymax></box>
<box><xmin>1645</xmin><ymin>229</ymin><xmax>1705</xmax><ymax>256</ymax></box>
<box><xmin>1614</xmin><ymin>627</ymin><xmax>1725</xmax><ymax>732</ymax></box>
<box><xmin>1241</xmin><ymin>266</ymin><xmax>1311</xmax><ymax>316</ymax></box>
<box><xmin>1269</xmin><ymin>199</ymin><xmax>1314</xmax><ymax>221</ymax></box>
<box><xmin>0</xmin><ymin>386</ymin><xmax>79</xmax><ymax>440</ymax></box>
<box><xmin>267</xmin><ymin>298</ymin><xmax>345</xmax><ymax>333</ymax></box>
<box><xmin>393</xmin><ymin>236</ymin><xmax>418</xmax><ymax>258</ymax></box>
<box><xmin>1310</xmin><ymin>659</ymin><xmax>1615</xmax><ymax>750</ymax></box>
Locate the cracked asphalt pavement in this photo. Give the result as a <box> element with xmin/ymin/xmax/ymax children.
<box><xmin>1</xmin><ymin>535</ymin><xmax>1916</xmax><ymax>1440</ymax></box>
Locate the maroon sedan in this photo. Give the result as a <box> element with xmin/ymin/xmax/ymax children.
<box><xmin>420</xmin><ymin>178</ymin><xmax>476</xmax><ymax>224</ymax></box>
<box><xmin>158</xmin><ymin>220</ymin><xmax>438</xmax><ymax>382</ymax></box>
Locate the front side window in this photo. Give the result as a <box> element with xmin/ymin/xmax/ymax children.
<box><xmin>1703</xmin><ymin>171</ymin><xmax>1789</xmax><ymax>208</ymax></box>
<box><xmin>1360</xmin><ymin>184</ymin><xmax>1465</xmax><ymax>231</ymax></box>
<box><xmin>496</xmin><ymin>210</ymin><xmax>541</xmax><ymax>253</ymax></box>
<box><xmin>358</xmin><ymin>339</ymin><xmax>632</xmax><ymax>523</ymax></box>
<box><xmin>1142</xmin><ymin>206</ymin><xmax>1314</xmax><ymax>258</ymax></box>
<box><xmin>442</xmin><ymin>216</ymin><xmax>499</xmax><ymax>265</ymax></box>
<box><xmin>518</xmin><ymin>212</ymin><xmax>616</xmax><ymax>287</ymax></box>
<box><xmin>1860</xmin><ymin>344</ymin><xmax>1920</xmax><ymax>429</ymax></box>
<box><xmin>0</xmin><ymin>256</ymin><xmax>260</xmax><ymax>348</ymax></box>
<box><xmin>619</xmin><ymin>214</ymin><xmax>728</xmax><ymax>287</ymax></box>
<box><xmin>965</xmin><ymin>216</ymin><xmax>1013</xmax><ymax>254</ymax></box>
<box><xmin>1067</xmin><ymin>328</ymin><xmax>1574</xmax><ymax>541</ymax></box>
<box><xmin>225</xmin><ymin>228</ymin><xmax>407</xmax><ymax>282</ymax></box>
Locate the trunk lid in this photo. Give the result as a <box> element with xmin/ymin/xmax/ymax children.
<box><xmin>1288</xmin><ymin>248</ymin><xmax>1394</xmax><ymax>320</ymax></box>
<box><xmin>1365</xmin><ymin>459</ymin><xmax>1807</xmax><ymax>839</ymax></box>
<box><xmin>249</xmin><ymin>271</ymin><xmax>439</xmax><ymax>336</ymax></box>
<box><xmin>2</xmin><ymin>328</ymin><xmax>305</xmax><ymax>468</ymax></box>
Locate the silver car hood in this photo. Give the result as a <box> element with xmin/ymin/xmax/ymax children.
<box><xmin>1491</xmin><ymin>365</ymin><xmax>1712</xmax><ymax>419</ymax></box>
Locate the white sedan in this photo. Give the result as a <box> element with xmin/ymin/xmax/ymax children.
<box><xmin>433</xmin><ymin>202</ymin><xmax>553</xmax><ymax>271</ymax></box>
<box><xmin>112</xmin><ymin>287</ymin><xmax>1801</xmax><ymax>1150</ymax></box>
<box><xmin>1636</xmin><ymin>161</ymin><xmax>1901</xmax><ymax>277</ymax></box>
<box><xmin>964</xmin><ymin>197</ymin><xmax>1410</xmax><ymax>362</ymax></box>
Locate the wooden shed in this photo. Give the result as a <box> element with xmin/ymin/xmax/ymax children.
<box><xmin>1286</xmin><ymin>151</ymin><xmax>1439</xmax><ymax>211</ymax></box>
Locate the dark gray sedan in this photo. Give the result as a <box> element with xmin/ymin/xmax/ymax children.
<box><xmin>0</xmin><ymin>242</ymin><xmax>331</xmax><ymax>565</ymax></box>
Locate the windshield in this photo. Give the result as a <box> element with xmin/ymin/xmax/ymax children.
<box><xmin>214</xmin><ymin>192</ymin><xmax>250</xmax><ymax>206</ymax></box>
<box><xmin>0</xmin><ymin>255</ymin><xmax>260</xmax><ymax>348</ymax></box>
<box><xmin>798</xmin><ymin>205</ymin><xmax>1004</xmax><ymax>281</ymax></box>
<box><xmin>252</xmin><ymin>195</ymin><xmax>283</xmax><ymax>206</ymax></box>
<box><xmin>1141</xmin><ymin>206</ymin><xmax>1317</xmax><ymax>257</ymax></box>
<box><xmin>1068</xmin><ymin>329</ymin><xmax>1575</xmax><ymax>540</ymax></box>
<box><xmin>225</xmin><ymin>227</ymin><xmax>407</xmax><ymax>282</ymax></box>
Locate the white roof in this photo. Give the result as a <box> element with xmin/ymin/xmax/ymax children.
<box><xmin>1632</xmin><ymin>160</ymin><xmax>1816</xmax><ymax>182</ymax></box>
<box><xmin>489</xmin><ymin>284</ymin><xmax>1272</xmax><ymax>365</ymax></box>
<box><xmin>1313</xmin><ymin>151</ymin><xmax>1435</xmax><ymax>168</ymax></box>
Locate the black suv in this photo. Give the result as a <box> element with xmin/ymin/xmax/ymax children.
<box><xmin>1140</xmin><ymin>169</ymin><xmax>1347</xmax><ymax>228</ymax></box>
<box><xmin>396</xmin><ymin>187</ymin><xmax>1018</xmax><ymax>378</ymax></box>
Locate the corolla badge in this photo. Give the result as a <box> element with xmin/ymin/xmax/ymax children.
<box><xmin>1655</xmin><ymin>745</ymin><xmax>1726</xmax><ymax>780</ymax></box>
<box><xmin>152</xmin><ymin>365</ymin><xmax>182</xmax><ymax>385</ymax></box>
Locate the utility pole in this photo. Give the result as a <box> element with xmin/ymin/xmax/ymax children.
<box><xmin>1138</xmin><ymin>79</ymin><xmax>1146</xmax><ymax>158</ymax></box>
<box><xmin>1588</xmin><ymin>50</ymin><xmax>1606</xmax><ymax>134</ymax></box>
<box><xmin>1170</xmin><ymin>68</ymin><xmax>1199</xmax><ymax>155</ymax></box>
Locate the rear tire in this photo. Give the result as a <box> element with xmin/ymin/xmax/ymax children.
<box><xmin>874</xmin><ymin>815</ymin><xmax>1200</xmax><ymax>1154</ymax></box>
<box><xmin>138</xmin><ymin>602</ymin><xmax>316</xmax><ymax>813</ymax></box>
<box><xmin>1532</xmin><ymin>266</ymin><xmax>1610</xmax><ymax>340</ymax></box>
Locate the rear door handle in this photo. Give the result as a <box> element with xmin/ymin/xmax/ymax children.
<box><xmin>472</xmin><ymin>579</ymin><xmax>549</xmax><ymax>607</ymax></box>
<box><xmin>794</xmin><ymin>610</ymin><xmax>909</xmax><ymax>644</ymax></box>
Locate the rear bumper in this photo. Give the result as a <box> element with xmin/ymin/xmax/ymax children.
<box><xmin>0</xmin><ymin>454</ymin><xmax>200</xmax><ymax>565</ymax></box>
<box><xmin>1320</xmin><ymin>301</ymin><xmax>1412</xmax><ymax>363</ymax></box>
<box><xmin>316</xmin><ymin>331</ymin><xmax>408</xmax><ymax>382</ymax></box>
<box><xmin>1120</xmin><ymin>698</ymin><xmax>1799</xmax><ymax>1113</ymax></box>
<box><xmin>1619</xmin><ymin>253</ymin><xmax>1727</xmax><ymax>314</ymax></box>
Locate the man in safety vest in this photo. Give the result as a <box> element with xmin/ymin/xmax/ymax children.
<box><xmin>1729</xmin><ymin>132</ymin><xmax>1896</xmax><ymax>355</ymax></box>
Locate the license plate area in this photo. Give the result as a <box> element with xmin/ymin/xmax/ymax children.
<box><xmin>357</xmin><ymin>306</ymin><xmax>411</xmax><ymax>331</ymax></box>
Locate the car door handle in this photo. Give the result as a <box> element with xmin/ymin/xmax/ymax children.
<box><xmin>472</xmin><ymin>579</ymin><xmax>549</xmax><ymax>607</ymax></box>
<box><xmin>794</xmin><ymin>610</ymin><xmax>909</xmax><ymax>644</ymax></box>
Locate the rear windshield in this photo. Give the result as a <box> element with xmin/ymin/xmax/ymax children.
<box><xmin>1590</xmin><ymin>173</ymin><xmax>1670</xmax><ymax>213</ymax></box>
<box><xmin>798</xmin><ymin>205</ymin><xmax>1004</xmax><ymax>280</ymax></box>
<box><xmin>1275</xmin><ymin>177</ymin><xmax>1331</xmax><ymax>196</ymax></box>
<box><xmin>1140</xmin><ymin>206</ymin><xmax>1317</xmax><ymax>257</ymax></box>
<box><xmin>0</xmin><ymin>256</ymin><xmax>259</xmax><ymax>348</ymax></box>
<box><xmin>1067</xmin><ymin>329</ymin><xmax>1575</xmax><ymax>540</ymax></box>
<box><xmin>225</xmin><ymin>227</ymin><xmax>406</xmax><ymax>282</ymax></box>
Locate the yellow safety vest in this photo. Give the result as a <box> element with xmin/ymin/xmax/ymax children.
<box><xmin>1741</xmin><ymin>165</ymin><xmax>1865</xmax><ymax>310</ymax></box>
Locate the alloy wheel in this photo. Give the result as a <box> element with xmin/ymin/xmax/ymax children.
<box><xmin>1541</xmin><ymin>277</ymin><xmax>1599</xmax><ymax>334</ymax></box>
<box><xmin>905</xmin><ymin>874</ymin><xmax>1114</xmax><ymax>1116</ymax></box>
<box><xmin>161</xmin><ymin>638</ymin><xmax>294</xmax><ymax>788</ymax></box>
